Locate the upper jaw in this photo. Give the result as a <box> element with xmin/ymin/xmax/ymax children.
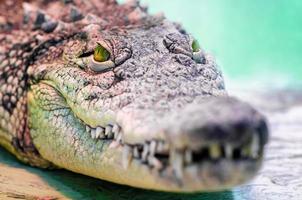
<box><xmin>164</xmin><ymin>97</ymin><xmax>269</xmax><ymax>150</ymax></box>
<box><xmin>115</xmin><ymin>96</ymin><xmax>268</xmax><ymax>148</ymax></box>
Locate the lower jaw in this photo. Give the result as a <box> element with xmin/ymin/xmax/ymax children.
<box><xmin>28</xmin><ymin>98</ymin><xmax>262</xmax><ymax>192</ymax></box>
<box><xmin>66</xmin><ymin>142</ymin><xmax>262</xmax><ymax>192</ymax></box>
<box><xmin>95</xmin><ymin>146</ymin><xmax>262</xmax><ymax>192</ymax></box>
<box><xmin>98</xmin><ymin>147</ymin><xmax>262</xmax><ymax>192</ymax></box>
<box><xmin>36</xmin><ymin>133</ymin><xmax>260</xmax><ymax>192</ymax></box>
<box><xmin>30</xmin><ymin>116</ymin><xmax>262</xmax><ymax>192</ymax></box>
<box><xmin>33</xmin><ymin>126</ymin><xmax>261</xmax><ymax>193</ymax></box>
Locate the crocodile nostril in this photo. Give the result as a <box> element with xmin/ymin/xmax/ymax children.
<box><xmin>233</xmin><ymin>148</ymin><xmax>242</xmax><ymax>159</ymax></box>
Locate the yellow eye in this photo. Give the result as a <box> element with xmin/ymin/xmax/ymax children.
<box><xmin>93</xmin><ymin>44</ymin><xmax>110</xmax><ymax>62</ymax></box>
<box><xmin>192</xmin><ymin>39</ymin><xmax>201</xmax><ymax>52</ymax></box>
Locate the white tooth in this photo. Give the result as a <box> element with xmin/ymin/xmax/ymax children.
<box><xmin>105</xmin><ymin>125</ymin><xmax>113</xmax><ymax>136</ymax></box>
<box><xmin>209</xmin><ymin>144</ymin><xmax>221</xmax><ymax>159</ymax></box>
<box><xmin>157</xmin><ymin>142</ymin><xmax>163</xmax><ymax>152</ymax></box>
<box><xmin>225</xmin><ymin>144</ymin><xmax>233</xmax><ymax>159</ymax></box>
<box><xmin>142</xmin><ymin>144</ymin><xmax>149</xmax><ymax>162</ymax></box>
<box><xmin>133</xmin><ymin>146</ymin><xmax>140</xmax><ymax>158</ymax></box>
<box><xmin>170</xmin><ymin>150</ymin><xmax>184</xmax><ymax>179</ymax></box>
<box><xmin>86</xmin><ymin>126</ymin><xmax>91</xmax><ymax>133</ymax></box>
<box><xmin>251</xmin><ymin>134</ymin><xmax>260</xmax><ymax>158</ymax></box>
<box><xmin>112</xmin><ymin>124</ymin><xmax>120</xmax><ymax>134</ymax></box>
<box><xmin>184</xmin><ymin>149</ymin><xmax>192</xmax><ymax>164</ymax></box>
<box><xmin>107</xmin><ymin>126</ymin><xmax>115</xmax><ymax>139</ymax></box>
<box><xmin>149</xmin><ymin>141</ymin><xmax>157</xmax><ymax>156</ymax></box>
<box><xmin>96</xmin><ymin>127</ymin><xmax>105</xmax><ymax>139</ymax></box>
<box><xmin>114</xmin><ymin>128</ymin><xmax>121</xmax><ymax>140</ymax></box>
<box><xmin>122</xmin><ymin>145</ymin><xmax>133</xmax><ymax>169</ymax></box>
<box><xmin>114</xmin><ymin>131</ymin><xmax>119</xmax><ymax>139</ymax></box>
<box><xmin>91</xmin><ymin>129</ymin><xmax>96</xmax><ymax>139</ymax></box>
<box><xmin>148</xmin><ymin>156</ymin><xmax>163</xmax><ymax>170</ymax></box>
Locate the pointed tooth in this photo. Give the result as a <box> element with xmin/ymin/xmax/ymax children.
<box><xmin>85</xmin><ymin>126</ymin><xmax>91</xmax><ymax>133</ymax></box>
<box><xmin>184</xmin><ymin>149</ymin><xmax>192</xmax><ymax>164</ymax></box>
<box><xmin>133</xmin><ymin>146</ymin><xmax>140</xmax><ymax>158</ymax></box>
<box><xmin>96</xmin><ymin>127</ymin><xmax>105</xmax><ymax>139</ymax></box>
<box><xmin>114</xmin><ymin>128</ymin><xmax>122</xmax><ymax>141</ymax></box>
<box><xmin>251</xmin><ymin>133</ymin><xmax>260</xmax><ymax>158</ymax></box>
<box><xmin>94</xmin><ymin>127</ymin><xmax>100</xmax><ymax>138</ymax></box>
<box><xmin>141</xmin><ymin>143</ymin><xmax>149</xmax><ymax>162</ymax></box>
<box><xmin>91</xmin><ymin>129</ymin><xmax>96</xmax><ymax>139</ymax></box>
<box><xmin>174</xmin><ymin>153</ymin><xmax>184</xmax><ymax>180</ymax></box>
<box><xmin>225</xmin><ymin>144</ymin><xmax>233</xmax><ymax>159</ymax></box>
<box><xmin>122</xmin><ymin>145</ymin><xmax>133</xmax><ymax>169</ymax></box>
<box><xmin>112</xmin><ymin>124</ymin><xmax>120</xmax><ymax>134</ymax></box>
<box><xmin>209</xmin><ymin>144</ymin><xmax>221</xmax><ymax>159</ymax></box>
<box><xmin>107</xmin><ymin>125</ymin><xmax>115</xmax><ymax>139</ymax></box>
<box><xmin>114</xmin><ymin>131</ymin><xmax>119</xmax><ymax>139</ymax></box>
<box><xmin>157</xmin><ymin>142</ymin><xmax>163</xmax><ymax>152</ymax></box>
<box><xmin>170</xmin><ymin>150</ymin><xmax>184</xmax><ymax>179</ymax></box>
<box><xmin>105</xmin><ymin>125</ymin><xmax>113</xmax><ymax>136</ymax></box>
<box><xmin>95</xmin><ymin>130</ymin><xmax>100</xmax><ymax>139</ymax></box>
<box><xmin>148</xmin><ymin>156</ymin><xmax>163</xmax><ymax>170</ymax></box>
<box><xmin>149</xmin><ymin>141</ymin><xmax>157</xmax><ymax>156</ymax></box>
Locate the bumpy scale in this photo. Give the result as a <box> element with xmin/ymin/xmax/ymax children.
<box><xmin>0</xmin><ymin>0</ymin><xmax>269</xmax><ymax>192</ymax></box>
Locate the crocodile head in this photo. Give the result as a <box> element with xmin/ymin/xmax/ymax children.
<box><xmin>26</xmin><ymin>3</ymin><xmax>269</xmax><ymax>192</ymax></box>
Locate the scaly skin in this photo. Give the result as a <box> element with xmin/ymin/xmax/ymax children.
<box><xmin>0</xmin><ymin>0</ymin><xmax>269</xmax><ymax>192</ymax></box>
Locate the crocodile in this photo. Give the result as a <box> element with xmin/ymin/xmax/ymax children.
<box><xmin>0</xmin><ymin>0</ymin><xmax>269</xmax><ymax>192</ymax></box>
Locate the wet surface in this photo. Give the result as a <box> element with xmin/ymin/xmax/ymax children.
<box><xmin>231</xmin><ymin>89</ymin><xmax>302</xmax><ymax>200</ymax></box>
<box><xmin>0</xmin><ymin>89</ymin><xmax>301</xmax><ymax>200</ymax></box>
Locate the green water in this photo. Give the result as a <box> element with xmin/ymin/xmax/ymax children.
<box><xmin>119</xmin><ymin>0</ymin><xmax>302</xmax><ymax>88</ymax></box>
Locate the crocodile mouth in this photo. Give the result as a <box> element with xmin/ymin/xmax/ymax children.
<box><xmin>81</xmin><ymin>121</ymin><xmax>263</xmax><ymax>191</ymax></box>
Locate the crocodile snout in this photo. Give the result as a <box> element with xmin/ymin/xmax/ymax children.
<box><xmin>114</xmin><ymin>96</ymin><xmax>269</xmax><ymax>190</ymax></box>
<box><xmin>165</xmin><ymin>97</ymin><xmax>269</xmax><ymax>152</ymax></box>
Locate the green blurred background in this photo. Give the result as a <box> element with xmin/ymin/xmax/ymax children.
<box><xmin>119</xmin><ymin>0</ymin><xmax>302</xmax><ymax>89</ymax></box>
<box><xmin>0</xmin><ymin>1</ymin><xmax>300</xmax><ymax>199</ymax></box>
